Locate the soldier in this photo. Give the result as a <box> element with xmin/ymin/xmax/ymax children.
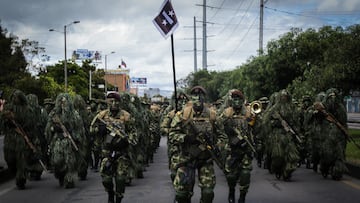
<box><xmin>298</xmin><ymin>95</ymin><xmax>313</xmax><ymax>168</ymax></box>
<box><xmin>160</xmin><ymin>91</ymin><xmax>190</xmax><ymax>182</ymax></box>
<box><xmin>26</xmin><ymin>94</ymin><xmax>48</xmax><ymax>180</ymax></box>
<box><xmin>170</xmin><ymin>86</ymin><xmax>227</xmax><ymax>203</ymax></box>
<box><xmin>73</xmin><ymin>94</ymin><xmax>90</xmax><ymax>180</ymax></box>
<box><xmin>45</xmin><ymin>93</ymin><xmax>85</xmax><ymax>188</ymax></box>
<box><xmin>304</xmin><ymin>92</ymin><xmax>326</xmax><ymax>172</ymax></box>
<box><xmin>315</xmin><ymin>88</ymin><xmax>348</xmax><ymax>180</ymax></box>
<box><xmin>90</xmin><ymin>99</ymin><xmax>108</xmax><ymax>171</ymax></box>
<box><xmin>218</xmin><ymin>89</ymin><xmax>257</xmax><ymax>203</ymax></box>
<box><xmin>43</xmin><ymin>98</ymin><xmax>55</xmax><ymax>114</ymax></box>
<box><xmin>253</xmin><ymin>96</ymin><xmax>269</xmax><ymax>168</ymax></box>
<box><xmin>0</xmin><ymin>89</ymin><xmax>41</xmax><ymax>189</ymax></box>
<box><xmin>263</xmin><ymin>89</ymin><xmax>301</xmax><ymax>181</ymax></box>
<box><xmin>90</xmin><ymin>92</ymin><xmax>137</xmax><ymax>203</ymax></box>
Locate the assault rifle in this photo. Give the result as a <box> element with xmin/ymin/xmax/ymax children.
<box><xmin>273</xmin><ymin>112</ymin><xmax>302</xmax><ymax>143</ymax></box>
<box><xmin>52</xmin><ymin>116</ymin><xmax>79</xmax><ymax>151</ymax></box>
<box><xmin>96</xmin><ymin>117</ymin><xmax>136</xmax><ymax>146</ymax></box>
<box><xmin>9</xmin><ymin>113</ymin><xmax>48</xmax><ymax>172</ymax></box>
<box><xmin>314</xmin><ymin>102</ymin><xmax>360</xmax><ymax>149</ymax></box>
<box><xmin>233</xmin><ymin>128</ymin><xmax>257</xmax><ymax>154</ymax></box>
<box><xmin>189</xmin><ymin>121</ymin><xmax>225</xmax><ymax>172</ymax></box>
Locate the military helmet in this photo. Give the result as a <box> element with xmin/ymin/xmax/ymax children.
<box><xmin>229</xmin><ymin>89</ymin><xmax>244</xmax><ymax>99</ymax></box>
<box><xmin>190</xmin><ymin>86</ymin><xmax>207</xmax><ymax>96</ymax></box>
<box><xmin>107</xmin><ymin>92</ymin><xmax>121</xmax><ymax>101</ymax></box>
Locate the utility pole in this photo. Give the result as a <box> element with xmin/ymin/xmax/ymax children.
<box><xmin>259</xmin><ymin>0</ymin><xmax>266</xmax><ymax>55</ymax></box>
<box><xmin>194</xmin><ymin>16</ymin><xmax>198</xmax><ymax>72</ymax></box>
<box><xmin>202</xmin><ymin>0</ymin><xmax>207</xmax><ymax>70</ymax></box>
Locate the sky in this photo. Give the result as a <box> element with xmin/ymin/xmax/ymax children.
<box><xmin>0</xmin><ymin>0</ymin><xmax>359</xmax><ymax>91</ymax></box>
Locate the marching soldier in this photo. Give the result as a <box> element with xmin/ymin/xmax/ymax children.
<box><xmin>0</xmin><ymin>90</ymin><xmax>43</xmax><ymax>189</ymax></box>
<box><xmin>263</xmin><ymin>89</ymin><xmax>301</xmax><ymax>181</ymax></box>
<box><xmin>90</xmin><ymin>92</ymin><xmax>137</xmax><ymax>203</ymax></box>
<box><xmin>45</xmin><ymin>93</ymin><xmax>85</xmax><ymax>188</ymax></box>
<box><xmin>170</xmin><ymin>86</ymin><xmax>227</xmax><ymax>203</ymax></box>
<box><xmin>218</xmin><ymin>89</ymin><xmax>258</xmax><ymax>203</ymax></box>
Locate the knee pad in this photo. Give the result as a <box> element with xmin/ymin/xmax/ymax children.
<box><xmin>201</xmin><ymin>188</ymin><xmax>214</xmax><ymax>203</ymax></box>
<box><xmin>226</xmin><ymin>174</ymin><xmax>237</xmax><ymax>187</ymax></box>
<box><xmin>175</xmin><ymin>190</ymin><xmax>191</xmax><ymax>203</ymax></box>
<box><xmin>102</xmin><ymin>176</ymin><xmax>113</xmax><ymax>191</ymax></box>
<box><xmin>239</xmin><ymin>169</ymin><xmax>251</xmax><ymax>191</ymax></box>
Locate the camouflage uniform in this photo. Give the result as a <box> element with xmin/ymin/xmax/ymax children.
<box><xmin>263</xmin><ymin>89</ymin><xmax>301</xmax><ymax>181</ymax></box>
<box><xmin>160</xmin><ymin>91</ymin><xmax>190</xmax><ymax>182</ymax></box>
<box><xmin>315</xmin><ymin>88</ymin><xmax>348</xmax><ymax>180</ymax></box>
<box><xmin>91</xmin><ymin>93</ymin><xmax>137</xmax><ymax>203</ymax></box>
<box><xmin>303</xmin><ymin>92</ymin><xmax>326</xmax><ymax>172</ymax></box>
<box><xmin>170</xmin><ymin>86</ymin><xmax>226</xmax><ymax>203</ymax></box>
<box><xmin>26</xmin><ymin>94</ymin><xmax>48</xmax><ymax>180</ymax></box>
<box><xmin>0</xmin><ymin>90</ymin><xmax>40</xmax><ymax>189</ymax></box>
<box><xmin>73</xmin><ymin>94</ymin><xmax>91</xmax><ymax>180</ymax></box>
<box><xmin>45</xmin><ymin>93</ymin><xmax>85</xmax><ymax>188</ymax></box>
<box><xmin>218</xmin><ymin>89</ymin><xmax>256</xmax><ymax>203</ymax></box>
<box><xmin>90</xmin><ymin>99</ymin><xmax>108</xmax><ymax>171</ymax></box>
<box><xmin>252</xmin><ymin>96</ymin><xmax>269</xmax><ymax>168</ymax></box>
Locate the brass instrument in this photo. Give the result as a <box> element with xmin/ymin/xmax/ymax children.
<box><xmin>250</xmin><ymin>100</ymin><xmax>262</xmax><ymax>114</ymax></box>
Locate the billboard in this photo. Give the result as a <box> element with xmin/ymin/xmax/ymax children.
<box><xmin>72</xmin><ymin>49</ymin><xmax>102</xmax><ymax>62</ymax></box>
<box><xmin>131</xmin><ymin>77</ymin><xmax>147</xmax><ymax>85</ymax></box>
<box><xmin>130</xmin><ymin>77</ymin><xmax>147</xmax><ymax>87</ymax></box>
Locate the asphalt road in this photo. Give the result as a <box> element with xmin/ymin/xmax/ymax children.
<box><xmin>1</xmin><ymin>136</ymin><xmax>360</xmax><ymax>203</ymax></box>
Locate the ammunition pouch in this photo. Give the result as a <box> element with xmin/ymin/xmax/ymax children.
<box><xmin>103</xmin><ymin>159</ymin><xmax>114</xmax><ymax>175</ymax></box>
<box><xmin>188</xmin><ymin>145</ymin><xmax>202</xmax><ymax>158</ymax></box>
<box><xmin>230</xmin><ymin>136</ymin><xmax>246</xmax><ymax>148</ymax></box>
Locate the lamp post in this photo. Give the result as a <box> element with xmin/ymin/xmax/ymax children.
<box><xmin>50</xmin><ymin>20</ymin><xmax>80</xmax><ymax>92</ymax></box>
<box><xmin>104</xmin><ymin>51</ymin><xmax>115</xmax><ymax>97</ymax></box>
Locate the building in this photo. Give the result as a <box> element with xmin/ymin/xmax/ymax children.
<box><xmin>104</xmin><ymin>69</ymin><xmax>130</xmax><ymax>92</ymax></box>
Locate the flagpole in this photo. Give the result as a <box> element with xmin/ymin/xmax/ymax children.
<box><xmin>171</xmin><ymin>34</ymin><xmax>178</xmax><ymax>112</ymax></box>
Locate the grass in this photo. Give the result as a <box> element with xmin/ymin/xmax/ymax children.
<box><xmin>346</xmin><ymin>129</ymin><xmax>360</xmax><ymax>166</ymax></box>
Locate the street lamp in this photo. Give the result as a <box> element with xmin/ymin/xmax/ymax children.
<box><xmin>49</xmin><ymin>20</ymin><xmax>80</xmax><ymax>92</ymax></box>
<box><xmin>104</xmin><ymin>51</ymin><xmax>115</xmax><ymax>97</ymax></box>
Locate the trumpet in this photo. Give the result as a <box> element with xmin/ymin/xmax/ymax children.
<box><xmin>250</xmin><ymin>100</ymin><xmax>262</xmax><ymax>114</ymax></box>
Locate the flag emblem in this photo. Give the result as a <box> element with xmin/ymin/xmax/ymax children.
<box><xmin>121</xmin><ymin>59</ymin><xmax>127</xmax><ymax>68</ymax></box>
<box><xmin>153</xmin><ymin>0</ymin><xmax>179</xmax><ymax>39</ymax></box>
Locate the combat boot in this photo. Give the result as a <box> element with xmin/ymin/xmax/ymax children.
<box><xmin>228</xmin><ymin>187</ymin><xmax>235</xmax><ymax>203</ymax></box>
<box><xmin>108</xmin><ymin>191</ymin><xmax>115</xmax><ymax>203</ymax></box>
<box><xmin>115</xmin><ymin>196</ymin><xmax>122</xmax><ymax>203</ymax></box>
<box><xmin>238</xmin><ymin>193</ymin><xmax>246</xmax><ymax>203</ymax></box>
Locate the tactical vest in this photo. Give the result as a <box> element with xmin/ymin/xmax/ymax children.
<box><xmin>97</xmin><ymin>109</ymin><xmax>131</xmax><ymax>153</ymax></box>
<box><xmin>223</xmin><ymin>106</ymin><xmax>251</xmax><ymax>140</ymax></box>
<box><xmin>182</xmin><ymin>105</ymin><xmax>216</xmax><ymax>159</ymax></box>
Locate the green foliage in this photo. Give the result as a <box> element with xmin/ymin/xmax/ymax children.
<box><xmin>2</xmin><ymin>21</ymin><xmax>360</xmax><ymax>104</ymax></box>
<box><xmin>183</xmin><ymin>24</ymin><xmax>360</xmax><ymax>102</ymax></box>
<box><xmin>346</xmin><ymin>129</ymin><xmax>360</xmax><ymax>166</ymax></box>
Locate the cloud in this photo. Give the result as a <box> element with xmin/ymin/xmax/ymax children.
<box><xmin>1</xmin><ymin>0</ymin><xmax>359</xmax><ymax>91</ymax></box>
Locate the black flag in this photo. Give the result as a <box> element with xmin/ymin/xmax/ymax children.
<box><xmin>153</xmin><ymin>0</ymin><xmax>179</xmax><ymax>39</ymax></box>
